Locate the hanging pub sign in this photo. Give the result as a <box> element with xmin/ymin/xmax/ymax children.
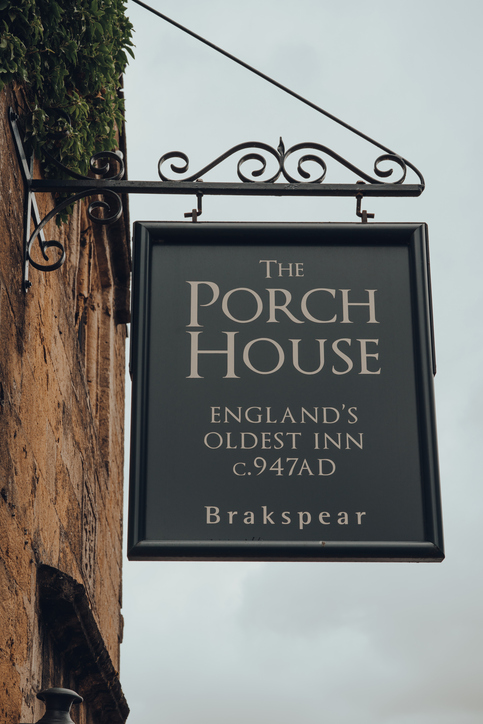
<box><xmin>128</xmin><ymin>222</ymin><xmax>444</xmax><ymax>562</ymax></box>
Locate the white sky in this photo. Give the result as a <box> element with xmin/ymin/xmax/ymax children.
<box><xmin>120</xmin><ymin>2</ymin><xmax>483</xmax><ymax>723</ymax></box>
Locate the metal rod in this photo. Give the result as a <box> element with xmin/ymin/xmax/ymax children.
<box><xmin>30</xmin><ymin>179</ymin><xmax>423</xmax><ymax>197</ymax></box>
<box><xmin>129</xmin><ymin>0</ymin><xmax>421</xmax><ymax>182</ymax></box>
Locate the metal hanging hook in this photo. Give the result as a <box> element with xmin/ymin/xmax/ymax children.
<box><xmin>355</xmin><ymin>182</ymin><xmax>375</xmax><ymax>223</ymax></box>
<box><xmin>184</xmin><ymin>189</ymin><xmax>203</xmax><ymax>222</ymax></box>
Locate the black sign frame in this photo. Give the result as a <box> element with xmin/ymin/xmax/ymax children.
<box><xmin>128</xmin><ymin>222</ymin><xmax>444</xmax><ymax>562</ymax></box>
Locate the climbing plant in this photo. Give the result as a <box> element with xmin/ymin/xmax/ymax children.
<box><xmin>0</xmin><ymin>0</ymin><xmax>134</xmax><ymax>184</ymax></box>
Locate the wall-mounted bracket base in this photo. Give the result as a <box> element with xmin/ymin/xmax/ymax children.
<box><xmin>9</xmin><ymin>108</ymin><xmax>124</xmax><ymax>292</ymax></box>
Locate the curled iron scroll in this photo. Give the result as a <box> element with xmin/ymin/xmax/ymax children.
<box><xmin>28</xmin><ymin>140</ymin><xmax>125</xmax><ymax>273</ymax></box>
<box><xmin>159</xmin><ymin>142</ymin><xmax>283</xmax><ymax>183</ymax></box>
<box><xmin>41</xmin><ymin>108</ymin><xmax>126</xmax><ymax>181</ymax></box>
<box><xmin>27</xmin><ymin>189</ymin><xmax>122</xmax><ymax>272</ymax></box>
<box><xmin>158</xmin><ymin>138</ymin><xmax>420</xmax><ymax>186</ymax></box>
<box><xmin>42</xmin><ymin>147</ymin><xmax>125</xmax><ymax>181</ymax></box>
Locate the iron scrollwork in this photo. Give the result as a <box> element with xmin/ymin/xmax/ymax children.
<box><xmin>27</xmin><ymin>146</ymin><xmax>124</xmax><ymax>273</ymax></box>
<box><xmin>26</xmin><ymin>187</ymin><xmax>123</xmax><ymax>274</ymax></box>
<box><xmin>158</xmin><ymin>137</ymin><xmax>422</xmax><ymax>187</ymax></box>
<box><xmin>24</xmin><ymin>149</ymin><xmax>124</xmax><ymax>285</ymax></box>
<box><xmin>9</xmin><ymin>106</ymin><xmax>125</xmax><ymax>289</ymax></box>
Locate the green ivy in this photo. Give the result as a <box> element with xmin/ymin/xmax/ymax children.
<box><xmin>0</xmin><ymin>0</ymin><xmax>134</xmax><ymax>215</ymax></box>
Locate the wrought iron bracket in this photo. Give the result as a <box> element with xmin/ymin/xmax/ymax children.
<box><xmin>9</xmin><ymin>108</ymin><xmax>124</xmax><ymax>292</ymax></box>
<box><xmin>9</xmin><ymin>109</ymin><xmax>424</xmax><ymax>291</ymax></box>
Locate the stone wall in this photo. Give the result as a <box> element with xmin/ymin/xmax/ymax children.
<box><xmin>0</xmin><ymin>85</ymin><xmax>130</xmax><ymax>724</ymax></box>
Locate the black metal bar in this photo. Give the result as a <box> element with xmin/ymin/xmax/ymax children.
<box><xmin>30</xmin><ymin>179</ymin><xmax>423</xmax><ymax>197</ymax></box>
<box><xmin>9</xmin><ymin>108</ymin><xmax>51</xmax><ymax>290</ymax></box>
<box><xmin>22</xmin><ymin>156</ymin><xmax>33</xmax><ymax>290</ymax></box>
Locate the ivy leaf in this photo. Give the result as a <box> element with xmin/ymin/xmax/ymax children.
<box><xmin>4</xmin><ymin>0</ymin><xmax>134</xmax><ymax>222</ymax></box>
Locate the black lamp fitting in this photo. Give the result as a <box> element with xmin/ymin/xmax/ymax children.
<box><xmin>35</xmin><ymin>688</ymin><xmax>83</xmax><ymax>724</ymax></box>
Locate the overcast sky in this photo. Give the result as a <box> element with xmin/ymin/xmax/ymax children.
<box><xmin>120</xmin><ymin>2</ymin><xmax>483</xmax><ymax>723</ymax></box>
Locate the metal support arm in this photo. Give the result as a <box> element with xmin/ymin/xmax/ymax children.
<box><xmin>9</xmin><ymin>108</ymin><xmax>424</xmax><ymax>291</ymax></box>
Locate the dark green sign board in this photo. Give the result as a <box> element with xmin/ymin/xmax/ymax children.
<box><xmin>128</xmin><ymin>222</ymin><xmax>444</xmax><ymax>561</ymax></box>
